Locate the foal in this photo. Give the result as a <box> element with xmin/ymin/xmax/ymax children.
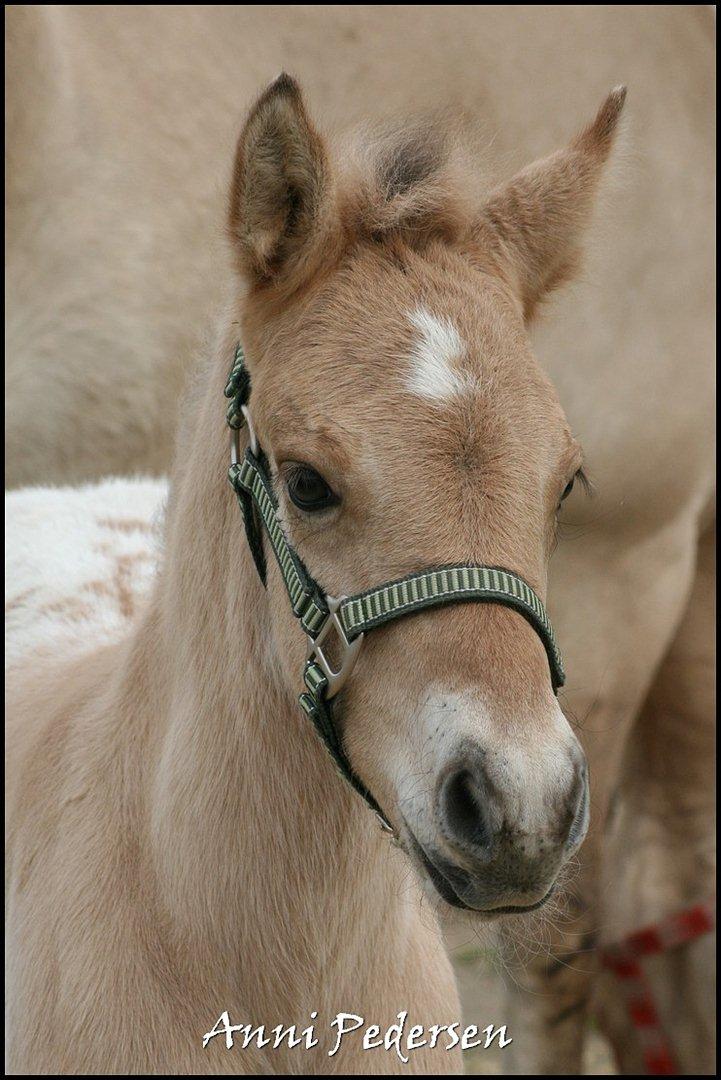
<box><xmin>5</xmin><ymin>77</ymin><xmax>624</xmax><ymax>1073</ymax></box>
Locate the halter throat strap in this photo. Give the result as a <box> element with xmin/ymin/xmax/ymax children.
<box><xmin>225</xmin><ymin>345</ymin><xmax>565</xmax><ymax>833</ymax></box>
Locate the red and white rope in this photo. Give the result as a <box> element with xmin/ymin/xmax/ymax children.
<box><xmin>600</xmin><ymin>900</ymin><xmax>716</xmax><ymax>1075</ymax></box>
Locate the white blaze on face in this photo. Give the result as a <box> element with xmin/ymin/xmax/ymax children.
<box><xmin>406</xmin><ymin>307</ymin><xmax>470</xmax><ymax>401</ymax></box>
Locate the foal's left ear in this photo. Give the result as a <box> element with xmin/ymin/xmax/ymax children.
<box><xmin>228</xmin><ymin>74</ymin><xmax>336</xmax><ymax>289</ymax></box>
<box><xmin>476</xmin><ymin>87</ymin><xmax>627</xmax><ymax>320</ymax></box>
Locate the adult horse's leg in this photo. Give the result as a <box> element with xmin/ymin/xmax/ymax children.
<box><xmin>595</xmin><ymin>519</ymin><xmax>716</xmax><ymax>1075</ymax></box>
<box><xmin>499</xmin><ymin>510</ymin><xmax>709</xmax><ymax>1074</ymax></box>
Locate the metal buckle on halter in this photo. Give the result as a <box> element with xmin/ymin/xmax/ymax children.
<box><xmin>230</xmin><ymin>405</ymin><xmax>258</xmax><ymax>464</ymax></box>
<box><xmin>306</xmin><ymin>595</ymin><xmax>364</xmax><ymax>700</ymax></box>
<box><xmin>376</xmin><ymin>812</ymin><xmax>398</xmax><ymax>839</ymax></box>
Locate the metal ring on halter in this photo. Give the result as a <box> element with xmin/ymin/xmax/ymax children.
<box><xmin>306</xmin><ymin>595</ymin><xmax>364</xmax><ymax>699</ymax></box>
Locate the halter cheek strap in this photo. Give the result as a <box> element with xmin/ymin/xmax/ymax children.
<box><xmin>225</xmin><ymin>344</ymin><xmax>566</xmax><ymax>834</ymax></box>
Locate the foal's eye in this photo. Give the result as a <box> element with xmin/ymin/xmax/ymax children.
<box><xmin>282</xmin><ymin>463</ymin><xmax>339</xmax><ymax>513</ymax></box>
<box><xmin>557</xmin><ymin>477</ymin><xmax>575</xmax><ymax>511</ymax></box>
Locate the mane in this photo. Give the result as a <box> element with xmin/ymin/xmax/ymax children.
<box><xmin>336</xmin><ymin>114</ymin><xmax>484</xmax><ymax>249</ymax></box>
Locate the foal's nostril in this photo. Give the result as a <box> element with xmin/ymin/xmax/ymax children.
<box><xmin>439</xmin><ymin>766</ymin><xmax>494</xmax><ymax>855</ymax></box>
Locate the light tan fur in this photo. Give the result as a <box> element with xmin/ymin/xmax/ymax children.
<box><xmin>5</xmin><ymin>6</ymin><xmax>716</xmax><ymax>1076</ymax></box>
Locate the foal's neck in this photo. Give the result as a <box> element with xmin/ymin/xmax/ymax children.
<box><xmin>143</xmin><ymin>349</ymin><xmax>402</xmax><ymax>1005</ymax></box>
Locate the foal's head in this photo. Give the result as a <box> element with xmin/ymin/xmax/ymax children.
<box><xmin>227</xmin><ymin>76</ymin><xmax>625</xmax><ymax>914</ymax></box>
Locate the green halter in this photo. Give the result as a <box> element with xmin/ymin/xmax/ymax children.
<box><xmin>226</xmin><ymin>344</ymin><xmax>565</xmax><ymax>834</ymax></box>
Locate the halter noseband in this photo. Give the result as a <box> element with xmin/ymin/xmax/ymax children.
<box><xmin>225</xmin><ymin>344</ymin><xmax>565</xmax><ymax>835</ymax></box>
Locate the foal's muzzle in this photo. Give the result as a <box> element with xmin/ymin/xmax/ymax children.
<box><xmin>408</xmin><ymin>742</ymin><xmax>589</xmax><ymax>914</ymax></box>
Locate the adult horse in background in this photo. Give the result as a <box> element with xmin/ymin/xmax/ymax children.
<box><xmin>5</xmin><ymin>5</ymin><xmax>715</xmax><ymax>1075</ymax></box>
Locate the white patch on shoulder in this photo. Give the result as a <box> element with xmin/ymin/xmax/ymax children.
<box><xmin>406</xmin><ymin>307</ymin><xmax>470</xmax><ymax>402</ymax></box>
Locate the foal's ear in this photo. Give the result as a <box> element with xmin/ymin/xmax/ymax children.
<box><xmin>476</xmin><ymin>87</ymin><xmax>627</xmax><ymax>320</ymax></box>
<box><xmin>228</xmin><ymin>74</ymin><xmax>336</xmax><ymax>288</ymax></box>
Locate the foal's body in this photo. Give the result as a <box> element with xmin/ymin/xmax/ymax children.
<box><xmin>6</xmin><ymin>68</ymin><xmax>622</xmax><ymax>1070</ymax></box>
<box><xmin>6</xmin><ymin>480</ymin><xmax>459</xmax><ymax>1074</ymax></box>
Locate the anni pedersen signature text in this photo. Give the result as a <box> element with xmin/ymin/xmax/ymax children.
<box><xmin>203</xmin><ymin>1010</ymin><xmax>512</xmax><ymax>1062</ymax></box>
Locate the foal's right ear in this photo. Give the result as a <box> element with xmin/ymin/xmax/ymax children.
<box><xmin>228</xmin><ymin>74</ymin><xmax>336</xmax><ymax>289</ymax></box>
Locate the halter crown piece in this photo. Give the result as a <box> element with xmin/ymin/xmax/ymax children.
<box><xmin>226</xmin><ymin>344</ymin><xmax>565</xmax><ymax>835</ymax></box>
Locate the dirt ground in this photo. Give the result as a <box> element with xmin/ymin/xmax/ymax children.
<box><xmin>444</xmin><ymin>921</ymin><xmax>617</xmax><ymax>1075</ymax></box>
